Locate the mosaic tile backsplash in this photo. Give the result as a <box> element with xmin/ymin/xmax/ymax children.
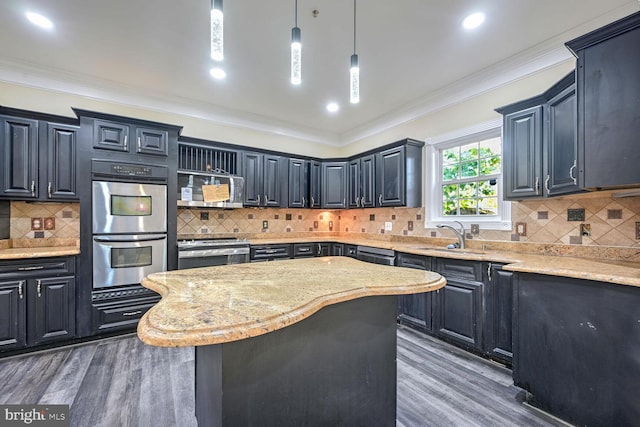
<box><xmin>6</xmin><ymin>193</ymin><xmax>640</xmax><ymax>248</ymax></box>
<box><xmin>177</xmin><ymin>193</ymin><xmax>640</xmax><ymax>248</ymax></box>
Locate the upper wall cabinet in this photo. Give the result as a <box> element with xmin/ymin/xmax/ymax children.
<box><xmin>0</xmin><ymin>115</ymin><xmax>78</xmax><ymax>201</ymax></box>
<box><xmin>288</xmin><ymin>158</ymin><xmax>309</xmax><ymax>208</ymax></box>
<box><xmin>242</xmin><ymin>152</ymin><xmax>288</xmax><ymax>207</ymax></box>
<box><xmin>348</xmin><ymin>154</ymin><xmax>376</xmax><ymax>208</ymax></box>
<box><xmin>321</xmin><ymin>161</ymin><xmax>348</xmax><ymax>209</ymax></box>
<box><xmin>497</xmin><ymin>72</ymin><xmax>579</xmax><ymax>200</ymax></box>
<box><xmin>92</xmin><ymin>118</ymin><xmax>168</xmax><ymax>157</ymax></box>
<box><xmin>566</xmin><ymin>12</ymin><xmax>640</xmax><ymax>190</ymax></box>
<box><xmin>376</xmin><ymin>140</ymin><xmax>423</xmax><ymax>208</ymax></box>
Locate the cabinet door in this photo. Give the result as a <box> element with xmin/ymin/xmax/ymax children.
<box><xmin>376</xmin><ymin>146</ymin><xmax>405</xmax><ymax>206</ymax></box>
<box><xmin>92</xmin><ymin>119</ymin><xmax>129</xmax><ymax>152</ymax></box>
<box><xmin>503</xmin><ymin>106</ymin><xmax>542</xmax><ymax>199</ymax></box>
<box><xmin>545</xmin><ymin>85</ymin><xmax>579</xmax><ymax>196</ymax></box>
<box><xmin>31</xmin><ymin>276</ymin><xmax>76</xmax><ymax>345</ymax></box>
<box><xmin>0</xmin><ymin>116</ymin><xmax>38</xmax><ymax>198</ymax></box>
<box><xmin>264</xmin><ymin>155</ymin><xmax>285</xmax><ymax>207</ymax></box>
<box><xmin>242</xmin><ymin>152</ymin><xmax>263</xmax><ymax>206</ymax></box>
<box><xmin>397</xmin><ymin>253</ymin><xmax>433</xmax><ymax>333</ymax></box>
<box><xmin>348</xmin><ymin>159</ymin><xmax>361</xmax><ymax>208</ymax></box>
<box><xmin>288</xmin><ymin>159</ymin><xmax>309</xmax><ymax>208</ymax></box>
<box><xmin>484</xmin><ymin>266</ymin><xmax>513</xmax><ymax>365</ymax></box>
<box><xmin>435</xmin><ymin>277</ymin><xmax>483</xmax><ymax>350</ymax></box>
<box><xmin>321</xmin><ymin>162</ymin><xmax>347</xmax><ymax>208</ymax></box>
<box><xmin>309</xmin><ymin>160</ymin><xmax>322</xmax><ymax>208</ymax></box>
<box><xmin>46</xmin><ymin>123</ymin><xmax>77</xmax><ymax>200</ymax></box>
<box><xmin>360</xmin><ymin>154</ymin><xmax>376</xmax><ymax>208</ymax></box>
<box><xmin>330</xmin><ymin>243</ymin><xmax>344</xmax><ymax>256</ymax></box>
<box><xmin>316</xmin><ymin>243</ymin><xmax>330</xmax><ymax>256</ymax></box>
<box><xmin>0</xmin><ymin>280</ymin><xmax>26</xmax><ymax>350</ymax></box>
<box><xmin>135</xmin><ymin>127</ymin><xmax>168</xmax><ymax>156</ymax></box>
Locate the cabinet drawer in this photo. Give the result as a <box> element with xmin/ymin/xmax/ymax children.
<box><xmin>93</xmin><ymin>296</ymin><xmax>160</xmax><ymax>333</ymax></box>
<box><xmin>435</xmin><ymin>258</ymin><xmax>483</xmax><ymax>281</ymax></box>
<box><xmin>0</xmin><ymin>257</ymin><xmax>75</xmax><ymax>279</ymax></box>
<box><xmin>293</xmin><ymin>243</ymin><xmax>315</xmax><ymax>258</ymax></box>
<box><xmin>397</xmin><ymin>253</ymin><xmax>431</xmax><ymax>270</ymax></box>
<box><xmin>250</xmin><ymin>244</ymin><xmax>291</xmax><ymax>261</ymax></box>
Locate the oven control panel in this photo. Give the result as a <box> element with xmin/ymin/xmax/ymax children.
<box><xmin>111</xmin><ymin>164</ymin><xmax>152</xmax><ymax>176</ymax></box>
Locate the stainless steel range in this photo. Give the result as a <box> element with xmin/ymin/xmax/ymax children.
<box><xmin>178</xmin><ymin>237</ymin><xmax>250</xmax><ymax>269</ymax></box>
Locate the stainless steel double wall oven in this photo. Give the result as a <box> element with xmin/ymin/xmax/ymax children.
<box><xmin>91</xmin><ymin>161</ymin><xmax>168</xmax><ymax>289</ymax></box>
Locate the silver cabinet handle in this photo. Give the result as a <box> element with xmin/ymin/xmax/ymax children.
<box><xmin>343</xmin><ymin>198</ymin><xmax>346</xmax><ymax>207</ymax></box>
<box><xmin>124</xmin><ymin>135</ymin><xmax>128</xmax><ymax>150</ymax></box>
<box><xmin>360</xmin><ymin>196</ymin><xmax>365</xmax><ymax>207</ymax></box>
<box><xmin>18</xmin><ymin>265</ymin><xmax>44</xmax><ymax>271</ymax></box>
<box><xmin>302</xmin><ymin>197</ymin><xmax>306</xmax><ymax>208</ymax></box>
<box><xmin>487</xmin><ymin>263</ymin><xmax>492</xmax><ymax>282</ymax></box>
<box><xmin>257</xmin><ymin>195</ymin><xmax>261</xmax><ymax>205</ymax></box>
<box><xmin>37</xmin><ymin>279</ymin><xmax>42</xmax><ymax>298</ymax></box>
<box><xmin>137</xmin><ymin>136</ymin><xmax>141</xmax><ymax>150</ymax></box>
<box><xmin>18</xmin><ymin>281</ymin><xmax>24</xmax><ymax>300</ymax></box>
<box><xmin>378</xmin><ymin>194</ymin><xmax>383</xmax><ymax>205</ymax></box>
<box><xmin>355</xmin><ymin>196</ymin><xmax>360</xmax><ymax>208</ymax></box>
<box><xmin>317</xmin><ymin>244</ymin><xmax>322</xmax><ymax>256</ymax></box>
<box><xmin>31</xmin><ymin>180</ymin><xmax>36</xmax><ymax>197</ymax></box>
<box><xmin>535</xmin><ymin>176</ymin><xmax>540</xmax><ymax>195</ymax></box>
<box><xmin>544</xmin><ymin>175</ymin><xmax>550</xmax><ymax>193</ymax></box>
<box><xmin>47</xmin><ymin>181</ymin><xmax>52</xmax><ymax>198</ymax></box>
<box><xmin>569</xmin><ymin>160</ymin><xmax>577</xmax><ymax>185</ymax></box>
<box><xmin>123</xmin><ymin>310</ymin><xmax>142</xmax><ymax>317</ymax></box>
<box><xmin>264</xmin><ymin>195</ymin><xmax>268</xmax><ymax>205</ymax></box>
<box><xmin>311</xmin><ymin>197</ymin><xmax>315</xmax><ymax>207</ymax></box>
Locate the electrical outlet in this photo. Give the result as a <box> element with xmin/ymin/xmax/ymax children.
<box><xmin>515</xmin><ymin>222</ymin><xmax>527</xmax><ymax>236</ymax></box>
<box><xmin>328</xmin><ymin>221</ymin><xmax>333</xmax><ymax>230</ymax></box>
<box><xmin>470</xmin><ymin>224</ymin><xmax>480</xmax><ymax>235</ymax></box>
<box><xmin>385</xmin><ymin>222</ymin><xmax>392</xmax><ymax>231</ymax></box>
<box><xmin>262</xmin><ymin>220</ymin><xmax>268</xmax><ymax>229</ymax></box>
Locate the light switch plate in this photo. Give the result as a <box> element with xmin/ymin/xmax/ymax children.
<box><xmin>384</xmin><ymin>222</ymin><xmax>392</xmax><ymax>231</ymax></box>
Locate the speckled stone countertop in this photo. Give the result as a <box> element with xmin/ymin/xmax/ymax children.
<box><xmin>0</xmin><ymin>239</ymin><xmax>80</xmax><ymax>260</ymax></box>
<box><xmin>137</xmin><ymin>257</ymin><xmax>446</xmax><ymax>347</ymax></box>
<box><xmin>215</xmin><ymin>235</ymin><xmax>640</xmax><ymax>288</ymax></box>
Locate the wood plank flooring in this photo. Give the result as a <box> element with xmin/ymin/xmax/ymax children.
<box><xmin>0</xmin><ymin>327</ymin><xmax>564</xmax><ymax>427</ymax></box>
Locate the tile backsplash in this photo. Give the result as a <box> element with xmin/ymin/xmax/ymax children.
<box><xmin>178</xmin><ymin>193</ymin><xmax>640</xmax><ymax>248</ymax></box>
<box><xmin>6</xmin><ymin>193</ymin><xmax>639</xmax><ymax>248</ymax></box>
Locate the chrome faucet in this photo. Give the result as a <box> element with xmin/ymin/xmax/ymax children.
<box><xmin>436</xmin><ymin>221</ymin><xmax>465</xmax><ymax>249</ymax></box>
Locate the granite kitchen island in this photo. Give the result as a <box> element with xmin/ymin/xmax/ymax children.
<box><xmin>137</xmin><ymin>257</ymin><xmax>445</xmax><ymax>426</ymax></box>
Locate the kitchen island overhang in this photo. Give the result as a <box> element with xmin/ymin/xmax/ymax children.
<box><xmin>137</xmin><ymin>257</ymin><xmax>445</xmax><ymax>426</ymax></box>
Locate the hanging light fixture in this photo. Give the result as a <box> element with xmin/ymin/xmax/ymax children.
<box><xmin>291</xmin><ymin>0</ymin><xmax>302</xmax><ymax>85</ymax></box>
<box><xmin>350</xmin><ymin>0</ymin><xmax>359</xmax><ymax>104</ymax></box>
<box><xmin>210</xmin><ymin>0</ymin><xmax>224</xmax><ymax>61</ymax></box>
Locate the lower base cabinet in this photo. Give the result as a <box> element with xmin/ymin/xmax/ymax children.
<box><xmin>485</xmin><ymin>265</ymin><xmax>513</xmax><ymax>365</ymax></box>
<box><xmin>434</xmin><ymin>276</ymin><xmax>483</xmax><ymax>351</ymax></box>
<box><xmin>92</xmin><ymin>295</ymin><xmax>159</xmax><ymax>333</ymax></box>
<box><xmin>396</xmin><ymin>253</ymin><xmax>433</xmax><ymax>333</ymax></box>
<box><xmin>0</xmin><ymin>257</ymin><xmax>76</xmax><ymax>353</ymax></box>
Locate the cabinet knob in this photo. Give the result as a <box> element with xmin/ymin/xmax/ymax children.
<box><xmin>47</xmin><ymin>181</ymin><xmax>52</xmax><ymax>199</ymax></box>
<box><xmin>569</xmin><ymin>160</ymin><xmax>577</xmax><ymax>185</ymax></box>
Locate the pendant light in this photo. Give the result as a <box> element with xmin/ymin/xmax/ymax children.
<box><xmin>350</xmin><ymin>0</ymin><xmax>360</xmax><ymax>104</ymax></box>
<box><xmin>291</xmin><ymin>0</ymin><xmax>302</xmax><ymax>85</ymax></box>
<box><xmin>210</xmin><ymin>0</ymin><xmax>224</xmax><ymax>61</ymax></box>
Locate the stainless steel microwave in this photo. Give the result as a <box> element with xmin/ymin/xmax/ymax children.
<box><xmin>177</xmin><ymin>171</ymin><xmax>244</xmax><ymax>208</ymax></box>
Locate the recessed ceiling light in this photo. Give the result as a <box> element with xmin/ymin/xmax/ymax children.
<box><xmin>210</xmin><ymin>67</ymin><xmax>226</xmax><ymax>80</ymax></box>
<box><xmin>326</xmin><ymin>102</ymin><xmax>339</xmax><ymax>113</ymax></box>
<box><xmin>462</xmin><ymin>12</ymin><xmax>485</xmax><ymax>30</ymax></box>
<box><xmin>26</xmin><ymin>12</ymin><xmax>53</xmax><ymax>30</ymax></box>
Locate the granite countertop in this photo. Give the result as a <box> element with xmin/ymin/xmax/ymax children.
<box><xmin>137</xmin><ymin>257</ymin><xmax>446</xmax><ymax>347</ymax></box>
<box><xmin>0</xmin><ymin>239</ymin><xmax>80</xmax><ymax>260</ymax></box>
<box><xmin>240</xmin><ymin>236</ymin><xmax>640</xmax><ymax>288</ymax></box>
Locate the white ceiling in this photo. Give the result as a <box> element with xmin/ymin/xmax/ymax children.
<box><xmin>0</xmin><ymin>0</ymin><xmax>638</xmax><ymax>146</ymax></box>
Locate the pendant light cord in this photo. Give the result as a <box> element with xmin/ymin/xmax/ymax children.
<box><xmin>295</xmin><ymin>0</ymin><xmax>298</xmax><ymax>27</ymax></box>
<box><xmin>353</xmin><ymin>0</ymin><xmax>357</xmax><ymax>54</ymax></box>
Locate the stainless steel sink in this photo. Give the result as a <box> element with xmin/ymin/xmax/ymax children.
<box><xmin>414</xmin><ymin>247</ymin><xmax>485</xmax><ymax>255</ymax></box>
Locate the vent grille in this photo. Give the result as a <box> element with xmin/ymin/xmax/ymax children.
<box><xmin>178</xmin><ymin>143</ymin><xmax>238</xmax><ymax>174</ymax></box>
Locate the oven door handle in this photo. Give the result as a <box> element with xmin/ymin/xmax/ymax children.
<box><xmin>93</xmin><ymin>235</ymin><xmax>167</xmax><ymax>243</ymax></box>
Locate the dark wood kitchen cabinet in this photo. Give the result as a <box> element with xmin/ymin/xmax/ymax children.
<box><xmin>497</xmin><ymin>72</ymin><xmax>579</xmax><ymax>199</ymax></box>
<box><xmin>0</xmin><ymin>257</ymin><xmax>76</xmax><ymax>353</ymax></box>
<box><xmin>348</xmin><ymin>154</ymin><xmax>376</xmax><ymax>208</ymax></box>
<box><xmin>0</xmin><ymin>115</ymin><xmax>78</xmax><ymax>200</ymax></box>
<box><xmin>288</xmin><ymin>158</ymin><xmax>309</xmax><ymax>208</ymax></box>
<box><xmin>330</xmin><ymin>243</ymin><xmax>344</xmax><ymax>256</ymax></box>
<box><xmin>309</xmin><ymin>160</ymin><xmax>322</xmax><ymax>208</ymax></box>
<box><xmin>484</xmin><ymin>264</ymin><xmax>513</xmax><ymax>365</ymax></box>
<box><xmin>566</xmin><ymin>12</ymin><xmax>640</xmax><ymax>189</ymax></box>
<box><xmin>375</xmin><ymin>140</ymin><xmax>423</xmax><ymax>207</ymax></box>
<box><xmin>321</xmin><ymin>161</ymin><xmax>348</xmax><ymax>209</ymax></box>
<box><xmin>242</xmin><ymin>152</ymin><xmax>287</xmax><ymax>207</ymax></box>
<box><xmin>434</xmin><ymin>258</ymin><xmax>484</xmax><ymax>351</ymax></box>
<box><xmin>396</xmin><ymin>253</ymin><xmax>434</xmax><ymax>333</ymax></box>
<box><xmin>91</xmin><ymin>118</ymin><xmax>168</xmax><ymax>157</ymax></box>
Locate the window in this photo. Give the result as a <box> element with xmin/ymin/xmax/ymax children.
<box><xmin>425</xmin><ymin>120</ymin><xmax>511</xmax><ymax>230</ymax></box>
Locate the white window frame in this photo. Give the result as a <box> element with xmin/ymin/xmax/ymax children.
<box><xmin>424</xmin><ymin>119</ymin><xmax>511</xmax><ymax>231</ymax></box>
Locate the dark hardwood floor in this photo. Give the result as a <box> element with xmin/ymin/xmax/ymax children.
<box><xmin>0</xmin><ymin>327</ymin><xmax>564</xmax><ymax>427</ymax></box>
